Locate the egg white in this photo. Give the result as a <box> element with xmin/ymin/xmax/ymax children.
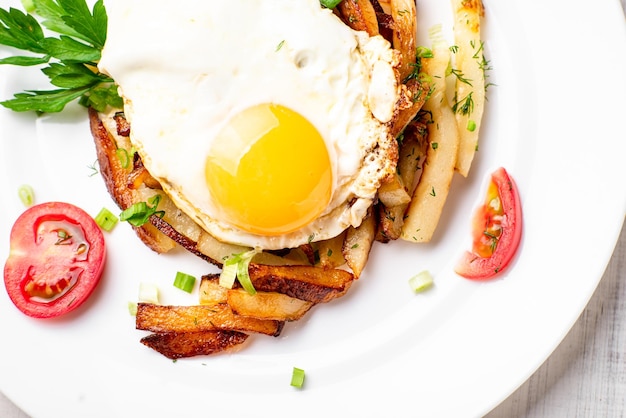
<box><xmin>99</xmin><ymin>0</ymin><xmax>400</xmax><ymax>250</ymax></box>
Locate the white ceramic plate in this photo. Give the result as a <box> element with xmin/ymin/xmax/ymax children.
<box><xmin>1</xmin><ymin>0</ymin><xmax>625</xmax><ymax>417</ymax></box>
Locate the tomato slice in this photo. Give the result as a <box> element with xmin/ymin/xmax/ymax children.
<box><xmin>4</xmin><ymin>202</ymin><xmax>106</xmax><ymax>318</ymax></box>
<box><xmin>455</xmin><ymin>167</ymin><xmax>522</xmax><ymax>280</ymax></box>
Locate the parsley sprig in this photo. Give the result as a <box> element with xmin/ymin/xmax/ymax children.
<box><xmin>0</xmin><ymin>0</ymin><xmax>121</xmax><ymax>113</ymax></box>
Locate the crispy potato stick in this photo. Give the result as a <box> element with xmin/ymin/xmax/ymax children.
<box><xmin>451</xmin><ymin>0</ymin><xmax>486</xmax><ymax>177</ymax></box>
<box><xmin>199</xmin><ymin>274</ymin><xmax>229</xmax><ymax>305</ymax></box>
<box><xmin>337</xmin><ymin>0</ymin><xmax>379</xmax><ymax>36</ymax></box>
<box><xmin>199</xmin><ymin>276</ymin><xmax>314</xmax><ymax>321</ymax></box>
<box><xmin>227</xmin><ymin>290</ymin><xmax>314</xmax><ymax>322</ymax></box>
<box><xmin>315</xmin><ymin>231</ymin><xmax>347</xmax><ymax>269</ymax></box>
<box><xmin>401</xmin><ymin>31</ymin><xmax>460</xmax><ymax>243</ymax></box>
<box><xmin>89</xmin><ymin>108</ymin><xmax>177</xmax><ymax>254</ymax></box>
<box><xmin>135</xmin><ymin>302</ymin><xmax>284</xmax><ymax>337</ymax></box>
<box><xmin>248</xmin><ymin>264</ymin><xmax>354</xmax><ymax>303</ymax></box>
<box><xmin>378</xmin><ymin>173</ymin><xmax>411</xmax><ymax>208</ymax></box>
<box><xmin>140</xmin><ymin>330</ymin><xmax>248</xmax><ymax>360</ymax></box>
<box><xmin>377</xmin><ymin>121</ymin><xmax>430</xmax><ymax>242</ymax></box>
<box><xmin>390</xmin><ymin>78</ymin><xmax>430</xmax><ymax>138</ymax></box>
<box><xmin>389</xmin><ymin>0</ymin><xmax>417</xmax><ymax>81</ymax></box>
<box><xmin>342</xmin><ymin>209</ymin><xmax>377</xmax><ymax>277</ymax></box>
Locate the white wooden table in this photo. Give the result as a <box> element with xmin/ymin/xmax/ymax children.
<box><xmin>1</xmin><ymin>3</ymin><xmax>625</xmax><ymax>417</ymax></box>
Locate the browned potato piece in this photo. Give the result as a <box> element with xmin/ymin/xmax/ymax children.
<box><xmin>228</xmin><ymin>290</ymin><xmax>314</xmax><ymax>321</ymax></box>
<box><xmin>135</xmin><ymin>303</ymin><xmax>284</xmax><ymax>337</ymax></box>
<box><xmin>248</xmin><ymin>264</ymin><xmax>354</xmax><ymax>303</ymax></box>
<box><xmin>315</xmin><ymin>231</ymin><xmax>347</xmax><ymax>269</ymax></box>
<box><xmin>199</xmin><ymin>276</ymin><xmax>314</xmax><ymax>321</ymax></box>
<box><xmin>390</xmin><ymin>78</ymin><xmax>430</xmax><ymax>138</ymax></box>
<box><xmin>378</xmin><ymin>173</ymin><xmax>411</xmax><ymax>208</ymax></box>
<box><xmin>140</xmin><ymin>330</ymin><xmax>248</xmax><ymax>360</ymax></box>
<box><xmin>389</xmin><ymin>0</ymin><xmax>417</xmax><ymax>81</ymax></box>
<box><xmin>342</xmin><ymin>209</ymin><xmax>377</xmax><ymax>278</ymax></box>
<box><xmin>89</xmin><ymin>108</ymin><xmax>177</xmax><ymax>254</ymax></box>
<box><xmin>198</xmin><ymin>274</ymin><xmax>229</xmax><ymax>305</ymax></box>
<box><xmin>337</xmin><ymin>0</ymin><xmax>379</xmax><ymax>36</ymax></box>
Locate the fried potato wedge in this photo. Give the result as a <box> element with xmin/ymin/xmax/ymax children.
<box><xmin>389</xmin><ymin>0</ymin><xmax>417</xmax><ymax>81</ymax></box>
<box><xmin>199</xmin><ymin>276</ymin><xmax>314</xmax><ymax>321</ymax></box>
<box><xmin>248</xmin><ymin>264</ymin><xmax>354</xmax><ymax>303</ymax></box>
<box><xmin>135</xmin><ymin>302</ymin><xmax>284</xmax><ymax>337</ymax></box>
<box><xmin>342</xmin><ymin>209</ymin><xmax>377</xmax><ymax>278</ymax></box>
<box><xmin>378</xmin><ymin>172</ymin><xmax>411</xmax><ymax>208</ymax></box>
<box><xmin>337</xmin><ymin>0</ymin><xmax>379</xmax><ymax>36</ymax></box>
<box><xmin>228</xmin><ymin>290</ymin><xmax>314</xmax><ymax>322</ymax></box>
<box><xmin>451</xmin><ymin>0</ymin><xmax>486</xmax><ymax>177</ymax></box>
<box><xmin>377</xmin><ymin>119</ymin><xmax>430</xmax><ymax>242</ymax></box>
<box><xmin>198</xmin><ymin>274</ymin><xmax>229</xmax><ymax>305</ymax></box>
<box><xmin>315</xmin><ymin>231</ymin><xmax>347</xmax><ymax>269</ymax></box>
<box><xmin>401</xmin><ymin>35</ymin><xmax>459</xmax><ymax>243</ymax></box>
<box><xmin>89</xmin><ymin>108</ymin><xmax>177</xmax><ymax>254</ymax></box>
<box><xmin>140</xmin><ymin>330</ymin><xmax>248</xmax><ymax>360</ymax></box>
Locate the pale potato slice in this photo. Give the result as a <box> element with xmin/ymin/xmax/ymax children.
<box><xmin>228</xmin><ymin>289</ymin><xmax>314</xmax><ymax>322</ymax></box>
<box><xmin>315</xmin><ymin>231</ymin><xmax>347</xmax><ymax>269</ymax></box>
<box><xmin>342</xmin><ymin>209</ymin><xmax>377</xmax><ymax>278</ymax></box>
<box><xmin>451</xmin><ymin>0</ymin><xmax>486</xmax><ymax>177</ymax></box>
<box><xmin>401</xmin><ymin>31</ymin><xmax>460</xmax><ymax>243</ymax></box>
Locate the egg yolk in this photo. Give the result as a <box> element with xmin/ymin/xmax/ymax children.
<box><xmin>205</xmin><ymin>104</ymin><xmax>332</xmax><ymax>236</ymax></box>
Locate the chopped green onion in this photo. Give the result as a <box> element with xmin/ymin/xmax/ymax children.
<box><xmin>409</xmin><ymin>270</ymin><xmax>434</xmax><ymax>293</ymax></box>
<box><xmin>173</xmin><ymin>271</ymin><xmax>196</xmax><ymax>293</ymax></box>
<box><xmin>94</xmin><ymin>207</ymin><xmax>118</xmax><ymax>231</ymax></box>
<box><xmin>219</xmin><ymin>248</ymin><xmax>259</xmax><ymax>295</ymax></box>
<box><xmin>17</xmin><ymin>184</ymin><xmax>34</xmax><ymax>207</ymax></box>
<box><xmin>116</xmin><ymin>148</ymin><xmax>131</xmax><ymax>169</ymax></box>
<box><xmin>219</xmin><ymin>261</ymin><xmax>238</xmax><ymax>289</ymax></box>
<box><xmin>128</xmin><ymin>301</ymin><xmax>138</xmax><ymax>316</ymax></box>
<box><xmin>467</xmin><ymin>119</ymin><xmax>477</xmax><ymax>132</ymax></box>
<box><xmin>236</xmin><ymin>257</ymin><xmax>256</xmax><ymax>295</ymax></box>
<box><xmin>120</xmin><ymin>195</ymin><xmax>164</xmax><ymax>227</ymax></box>
<box><xmin>290</xmin><ymin>367</ymin><xmax>305</xmax><ymax>388</ymax></box>
<box><xmin>138</xmin><ymin>282</ymin><xmax>159</xmax><ymax>304</ymax></box>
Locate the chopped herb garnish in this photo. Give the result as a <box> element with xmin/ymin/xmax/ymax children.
<box><xmin>0</xmin><ymin>0</ymin><xmax>122</xmax><ymax>113</ymax></box>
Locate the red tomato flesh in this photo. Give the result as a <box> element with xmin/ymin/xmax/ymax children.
<box><xmin>4</xmin><ymin>202</ymin><xmax>106</xmax><ymax>318</ymax></box>
<box><xmin>455</xmin><ymin>167</ymin><xmax>522</xmax><ymax>280</ymax></box>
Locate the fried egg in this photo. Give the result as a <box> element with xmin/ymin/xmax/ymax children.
<box><xmin>99</xmin><ymin>0</ymin><xmax>401</xmax><ymax>250</ymax></box>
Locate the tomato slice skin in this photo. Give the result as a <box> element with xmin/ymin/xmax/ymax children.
<box><xmin>4</xmin><ymin>202</ymin><xmax>106</xmax><ymax>318</ymax></box>
<box><xmin>455</xmin><ymin>167</ymin><xmax>522</xmax><ymax>280</ymax></box>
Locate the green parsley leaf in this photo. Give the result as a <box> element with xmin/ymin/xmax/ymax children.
<box><xmin>0</xmin><ymin>0</ymin><xmax>119</xmax><ymax>113</ymax></box>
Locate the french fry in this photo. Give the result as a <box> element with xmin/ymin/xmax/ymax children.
<box><xmin>135</xmin><ymin>302</ymin><xmax>284</xmax><ymax>337</ymax></box>
<box><xmin>342</xmin><ymin>209</ymin><xmax>377</xmax><ymax>277</ymax></box>
<box><xmin>227</xmin><ymin>290</ymin><xmax>314</xmax><ymax>322</ymax></box>
<box><xmin>199</xmin><ymin>276</ymin><xmax>314</xmax><ymax>321</ymax></box>
<box><xmin>390</xmin><ymin>78</ymin><xmax>430</xmax><ymax>138</ymax></box>
<box><xmin>389</xmin><ymin>0</ymin><xmax>417</xmax><ymax>81</ymax></box>
<box><xmin>140</xmin><ymin>330</ymin><xmax>248</xmax><ymax>360</ymax></box>
<box><xmin>89</xmin><ymin>108</ymin><xmax>177</xmax><ymax>254</ymax></box>
<box><xmin>401</xmin><ymin>29</ymin><xmax>460</xmax><ymax>243</ymax></box>
<box><xmin>198</xmin><ymin>274</ymin><xmax>229</xmax><ymax>305</ymax></box>
<box><xmin>377</xmin><ymin>173</ymin><xmax>411</xmax><ymax>208</ymax></box>
<box><xmin>315</xmin><ymin>231</ymin><xmax>347</xmax><ymax>269</ymax></box>
<box><xmin>451</xmin><ymin>0</ymin><xmax>486</xmax><ymax>177</ymax></box>
<box><xmin>337</xmin><ymin>0</ymin><xmax>379</xmax><ymax>36</ymax></box>
<box><xmin>248</xmin><ymin>264</ymin><xmax>354</xmax><ymax>303</ymax></box>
